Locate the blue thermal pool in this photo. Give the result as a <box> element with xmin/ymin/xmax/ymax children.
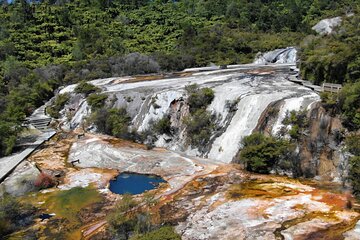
<box><xmin>109</xmin><ymin>172</ymin><xmax>166</xmax><ymax>194</ymax></box>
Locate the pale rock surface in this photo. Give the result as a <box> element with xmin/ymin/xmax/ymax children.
<box><xmin>312</xmin><ymin>17</ymin><xmax>342</xmax><ymax>35</ymax></box>
<box><xmin>0</xmin><ymin>161</ymin><xmax>40</xmax><ymax>196</ymax></box>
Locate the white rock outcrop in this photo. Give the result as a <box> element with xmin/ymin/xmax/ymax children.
<box><xmin>312</xmin><ymin>17</ymin><xmax>342</xmax><ymax>35</ymax></box>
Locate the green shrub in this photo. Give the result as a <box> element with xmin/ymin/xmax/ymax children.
<box><xmin>184</xmin><ymin>109</ymin><xmax>215</xmax><ymax>147</ymax></box>
<box><xmin>320</xmin><ymin>92</ymin><xmax>338</xmax><ymax>104</ymax></box>
<box><xmin>152</xmin><ymin>115</ymin><xmax>171</xmax><ymax>135</ymax></box>
<box><xmin>74</xmin><ymin>81</ymin><xmax>100</xmax><ymax>96</ymax></box>
<box><xmin>87</xmin><ymin>93</ymin><xmax>108</xmax><ymax>111</ymax></box>
<box><xmin>288</xmin><ymin>124</ymin><xmax>300</xmax><ymax>140</ymax></box>
<box><xmin>183</xmin><ymin>84</ymin><xmax>216</xmax><ymax>148</ymax></box>
<box><xmin>47</xmin><ymin>93</ymin><xmax>70</xmax><ymax>119</ymax></box>
<box><xmin>0</xmin><ymin>122</ymin><xmax>19</xmax><ymax>157</ymax></box>
<box><xmin>346</xmin><ymin>134</ymin><xmax>360</xmax><ymax>197</ymax></box>
<box><xmin>349</xmin><ymin>156</ymin><xmax>360</xmax><ymax>196</ymax></box>
<box><xmin>339</xmin><ymin>81</ymin><xmax>360</xmax><ymax>130</ymax></box>
<box><xmin>185</xmin><ymin>84</ymin><xmax>215</xmax><ymax>113</ymax></box>
<box><xmin>92</xmin><ymin>108</ymin><xmax>131</xmax><ymax>139</ymax></box>
<box><xmin>282</xmin><ymin>110</ymin><xmax>308</xmax><ymax>139</ymax></box>
<box><xmin>282</xmin><ymin>110</ymin><xmax>308</xmax><ymax>127</ymax></box>
<box><xmin>345</xmin><ymin>134</ymin><xmax>360</xmax><ymax>156</ymax></box>
<box><xmin>0</xmin><ymin>195</ymin><xmax>35</xmax><ymax>237</ymax></box>
<box><xmin>4</xmin><ymin>135</ymin><xmax>16</xmax><ymax>156</ymax></box>
<box><xmin>238</xmin><ymin>133</ymin><xmax>291</xmax><ymax>174</ymax></box>
<box><xmin>108</xmin><ymin>194</ymin><xmax>138</xmax><ymax>239</ymax></box>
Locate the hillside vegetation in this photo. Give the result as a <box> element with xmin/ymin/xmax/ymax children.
<box><xmin>0</xmin><ymin>0</ymin><xmax>359</xmax><ymax>156</ymax></box>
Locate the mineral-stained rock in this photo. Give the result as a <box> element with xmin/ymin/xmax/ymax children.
<box><xmin>343</xmin><ymin>219</ymin><xmax>360</xmax><ymax>240</ymax></box>
<box><xmin>0</xmin><ymin>160</ymin><xmax>40</xmax><ymax>196</ymax></box>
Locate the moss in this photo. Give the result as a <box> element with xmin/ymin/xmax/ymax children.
<box><xmin>130</xmin><ymin>226</ymin><xmax>181</xmax><ymax>240</ymax></box>
<box><xmin>45</xmin><ymin>187</ymin><xmax>102</xmax><ymax>223</ymax></box>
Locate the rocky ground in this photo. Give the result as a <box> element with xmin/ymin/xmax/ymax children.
<box><xmin>2</xmin><ymin>132</ymin><xmax>359</xmax><ymax>239</ymax></box>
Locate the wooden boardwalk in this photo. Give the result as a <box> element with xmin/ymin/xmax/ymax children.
<box><xmin>287</xmin><ymin>75</ymin><xmax>323</xmax><ymax>92</ymax></box>
<box><xmin>0</xmin><ymin>131</ymin><xmax>55</xmax><ymax>182</ymax></box>
<box><xmin>0</xmin><ymin>105</ymin><xmax>55</xmax><ymax>183</ymax></box>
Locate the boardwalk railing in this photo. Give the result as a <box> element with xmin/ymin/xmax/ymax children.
<box><xmin>287</xmin><ymin>75</ymin><xmax>342</xmax><ymax>94</ymax></box>
<box><xmin>322</xmin><ymin>83</ymin><xmax>342</xmax><ymax>93</ymax></box>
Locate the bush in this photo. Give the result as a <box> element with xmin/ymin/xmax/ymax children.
<box><xmin>34</xmin><ymin>172</ymin><xmax>55</xmax><ymax>189</ymax></box>
<box><xmin>349</xmin><ymin>156</ymin><xmax>360</xmax><ymax>196</ymax></box>
<box><xmin>183</xmin><ymin>84</ymin><xmax>216</xmax><ymax>149</ymax></box>
<box><xmin>108</xmin><ymin>194</ymin><xmax>139</xmax><ymax>239</ymax></box>
<box><xmin>152</xmin><ymin>52</ymin><xmax>196</xmax><ymax>71</ymax></box>
<box><xmin>320</xmin><ymin>92</ymin><xmax>340</xmax><ymax>114</ymax></box>
<box><xmin>122</xmin><ymin>53</ymin><xmax>160</xmax><ymax>75</ymax></box>
<box><xmin>339</xmin><ymin>81</ymin><xmax>360</xmax><ymax>130</ymax></box>
<box><xmin>47</xmin><ymin>93</ymin><xmax>70</xmax><ymax>119</ymax></box>
<box><xmin>0</xmin><ymin>195</ymin><xmax>35</xmax><ymax>237</ymax></box>
<box><xmin>282</xmin><ymin>110</ymin><xmax>308</xmax><ymax>139</ymax></box>
<box><xmin>152</xmin><ymin>115</ymin><xmax>171</xmax><ymax>135</ymax></box>
<box><xmin>185</xmin><ymin>84</ymin><xmax>215</xmax><ymax>113</ymax></box>
<box><xmin>92</xmin><ymin>108</ymin><xmax>131</xmax><ymax>139</ymax></box>
<box><xmin>288</xmin><ymin>124</ymin><xmax>300</xmax><ymax>140</ymax></box>
<box><xmin>320</xmin><ymin>92</ymin><xmax>337</xmax><ymax>105</ymax></box>
<box><xmin>238</xmin><ymin>133</ymin><xmax>291</xmax><ymax>174</ymax></box>
<box><xmin>345</xmin><ymin>134</ymin><xmax>360</xmax><ymax>156</ymax></box>
<box><xmin>74</xmin><ymin>81</ymin><xmax>100</xmax><ymax>96</ymax></box>
<box><xmin>184</xmin><ymin>109</ymin><xmax>216</xmax><ymax>147</ymax></box>
<box><xmin>282</xmin><ymin>110</ymin><xmax>308</xmax><ymax>127</ymax></box>
<box><xmin>346</xmin><ymin>134</ymin><xmax>360</xmax><ymax>197</ymax></box>
<box><xmin>87</xmin><ymin>93</ymin><xmax>108</xmax><ymax>111</ymax></box>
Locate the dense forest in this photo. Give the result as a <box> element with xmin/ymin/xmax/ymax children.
<box><xmin>0</xmin><ymin>0</ymin><xmax>359</xmax><ymax>156</ymax></box>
